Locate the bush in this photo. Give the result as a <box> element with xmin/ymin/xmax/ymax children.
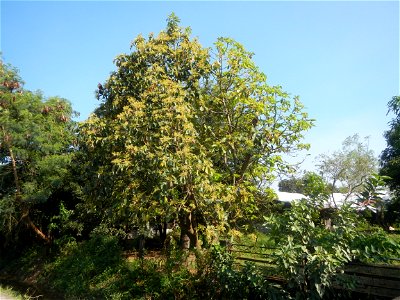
<box><xmin>352</xmin><ymin>227</ymin><xmax>400</xmax><ymax>263</ymax></box>
<box><xmin>265</xmin><ymin>199</ymin><xmax>359</xmax><ymax>299</ymax></box>
<box><xmin>43</xmin><ymin>236</ymin><xmax>205</xmax><ymax>299</ymax></box>
<box><xmin>198</xmin><ymin>245</ymin><xmax>286</xmax><ymax>299</ymax></box>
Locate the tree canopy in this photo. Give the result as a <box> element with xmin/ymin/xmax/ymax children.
<box><xmin>381</xmin><ymin>96</ymin><xmax>400</xmax><ymax>189</ymax></box>
<box><xmin>278</xmin><ymin>172</ymin><xmax>330</xmax><ymax>200</ymax></box>
<box><xmin>380</xmin><ymin>95</ymin><xmax>400</xmax><ymax>224</ymax></box>
<box><xmin>0</xmin><ymin>60</ymin><xmax>77</xmax><ymax>245</ymax></box>
<box><xmin>317</xmin><ymin>134</ymin><xmax>377</xmax><ymax>203</ymax></box>
<box><xmin>79</xmin><ymin>15</ymin><xmax>313</xmax><ymax>248</ymax></box>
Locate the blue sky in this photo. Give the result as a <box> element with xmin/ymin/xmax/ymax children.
<box><xmin>1</xmin><ymin>1</ymin><xmax>399</xmax><ymax>173</ymax></box>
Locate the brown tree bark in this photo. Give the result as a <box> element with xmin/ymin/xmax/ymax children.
<box><xmin>179</xmin><ymin>210</ymin><xmax>200</xmax><ymax>249</ymax></box>
<box><xmin>24</xmin><ymin>214</ymin><xmax>51</xmax><ymax>244</ymax></box>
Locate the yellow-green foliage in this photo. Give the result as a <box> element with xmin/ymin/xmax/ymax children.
<box><xmin>79</xmin><ymin>13</ymin><xmax>313</xmax><ymax>245</ymax></box>
<box><xmin>0</xmin><ymin>285</ymin><xmax>26</xmax><ymax>300</ymax></box>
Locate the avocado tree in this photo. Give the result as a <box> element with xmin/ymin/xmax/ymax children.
<box><xmin>0</xmin><ymin>60</ymin><xmax>77</xmax><ymax>244</ymax></box>
<box><xmin>80</xmin><ymin>14</ymin><xmax>313</xmax><ymax>248</ymax></box>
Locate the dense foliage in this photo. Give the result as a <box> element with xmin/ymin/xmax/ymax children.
<box><xmin>79</xmin><ymin>14</ymin><xmax>313</xmax><ymax>247</ymax></box>
<box><xmin>265</xmin><ymin>198</ymin><xmax>357</xmax><ymax>299</ymax></box>
<box><xmin>381</xmin><ymin>95</ymin><xmax>400</xmax><ymax>225</ymax></box>
<box><xmin>265</xmin><ymin>197</ymin><xmax>400</xmax><ymax>299</ymax></box>
<box><xmin>278</xmin><ymin>176</ymin><xmax>304</xmax><ymax>193</ymax></box>
<box><xmin>7</xmin><ymin>198</ymin><xmax>397</xmax><ymax>300</ymax></box>
<box><xmin>278</xmin><ymin>172</ymin><xmax>331</xmax><ymax>198</ymax></box>
<box><xmin>0</xmin><ymin>61</ymin><xmax>78</xmax><ymax>248</ymax></box>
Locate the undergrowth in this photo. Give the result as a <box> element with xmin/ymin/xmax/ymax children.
<box><xmin>3</xmin><ymin>229</ymin><xmax>399</xmax><ymax>299</ymax></box>
<box><xmin>0</xmin><ymin>285</ymin><xmax>26</xmax><ymax>299</ymax></box>
<box><xmin>39</xmin><ymin>235</ymin><xmax>206</xmax><ymax>299</ymax></box>
<box><xmin>3</xmin><ymin>235</ymin><xmax>288</xmax><ymax>299</ymax></box>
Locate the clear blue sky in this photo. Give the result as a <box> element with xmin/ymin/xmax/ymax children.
<box><xmin>1</xmin><ymin>1</ymin><xmax>399</xmax><ymax>173</ymax></box>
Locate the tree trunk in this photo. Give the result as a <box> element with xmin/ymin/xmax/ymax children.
<box><xmin>160</xmin><ymin>219</ymin><xmax>167</xmax><ymax>245</ymax></box>
<box><xmin>156</xmin><ymin>216</ymin><xmax>168</xmax><ymax>247</ymax></box>
<box><xmin>138</xmin><ymin>234</ymin><xmax>145</xmax><ymax>259</ymax></box>
<box><xmin>320</xmin><ymin>208</ymin><xmax>335</xmax><ymax>231</ymax></box>
<box><xmin>179</xmin><ymin>210</ymin><xmax>199</xmax><ymax>249</ymax></box>
<box><xmin>24</xmin><ymin>214</ymin><xmax>51</xmax><ymax>244</ymax></box>
<box><xmin>9</xmin><ymin>147</ymin><xmax>22</xmax><ymax>199</ymax></box>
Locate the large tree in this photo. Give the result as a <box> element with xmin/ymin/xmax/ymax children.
<box><xmin>0</xmin><ymin>60</ymin><xmax>77</xmax><ymax>245</ymax></box>
<box><xmin>80</xmin><ymin>15</ymin><xmax>313</xmax><ymax>248</ymax></box>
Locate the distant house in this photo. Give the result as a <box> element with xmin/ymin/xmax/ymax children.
<box><xmin>275</xmin><ymin>190</ymin><xmax>392</xmax><ymax>213</ymax></box>
<box><xmin>275</xmin><ymin>191</ymin><xmax>307</xmax><ymax>203</ymax></box>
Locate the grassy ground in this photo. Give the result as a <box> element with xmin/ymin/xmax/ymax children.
<box><xmin>389</xmin><ymin>233</ymin><xmax>400</xmax><ymax>243</ymax></box>
<box><xmin>0</xmin><ymin>285</ymin><xmax>26</xmax><ymax>300</ymax></box>
<box><xmin>228</xmin><ymin>231</ymin><xmax>277</xmax><ymax>271</ymax></box>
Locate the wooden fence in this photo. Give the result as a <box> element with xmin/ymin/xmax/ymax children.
<box><xmin>229</xmin><ymin>243</ymin><xmax>400</xmax><ymax>299</ymax></box>
<box><xmin>341</xmin><ymin>262</ymin><xmax>400</xmax><ymax>298</ymax></box>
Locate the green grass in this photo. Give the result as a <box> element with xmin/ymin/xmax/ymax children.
<box><xmin>388</xmin><ymin>233</ymin><xmax>400</xmax><ymax>243</ymax></box>
<box><xmin>228</xmin><ymin>231</ymin><xmax>276</xmax><ymax>270</ymax></box>
<box><xmin>232</xmin><ymin>231</ymin><xmax>274</xmax><ymax>247</ymax></box>
<box><xmin>0</xmin><ymin>285</ymin><xmax>27</xmax><ymax>300</ymax></box>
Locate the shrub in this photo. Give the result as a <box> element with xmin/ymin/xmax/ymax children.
<box><xmin>265</xmin><ymin>199</ymin><xmax>359</xmax><ymax>299</ymax></box>
<box><xmin>352</xmin><ymin>227</ymin><xmax>400</xmax><ymax>263</ymax></box>
<box><xmin>198</xmin><ymin>245</ymin><xmax>286</xmax><ymax>299</ymax></box>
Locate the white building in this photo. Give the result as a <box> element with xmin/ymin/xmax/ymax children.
<box><xmin>275</xmin><ymin>190</ymin><xmax>392</xmax><ymax>213</ymax></box>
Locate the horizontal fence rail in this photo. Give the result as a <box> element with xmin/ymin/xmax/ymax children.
<box><xmin>341</xmin><ymin>262</ymin><xmax>400</xmax><ymax>298</ymax></box>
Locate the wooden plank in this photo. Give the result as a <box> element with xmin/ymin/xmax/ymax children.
<box><xmin>331</xmin><ymin>276</ymin><xmax>400</xmax><ymax>298</ymax></box>
<box><xmin>235</xmin><ymin>256</ymin><xmax>274</xmax><ymax>264</ymax></box>
<box><xmin>348</xmin><ymin>261</ymin><xmax>400</xmax><ymax>267</ymax></box>
<box><xmin>230</xmin><ymin>243</ymin><xmax>277</xmax><ymax>250</ymax></box>
<box><xmin>341</xmin><ymin>274</ymin><xmax>400</xmax><ymax>290</ymax></box>
<box><xmin>265</xmin><ymin>275</ymin><xmax>285</xmax><ymax>283</ymax></box>
<box><xmin>345</xmin><ymin>263</ymin><xmax>400</xmax><ymax>279</ymax></box>
<box><xmin>336</xmin><ymin>283</ymin><xmax>400</xmax><ymax>298</ymax></box>
<box><xmin>231</xmin><ymin>250</ymin><xmax>273</xmax><ymax>257</ymax></box>
<box><xmin>347</xmin><ymin>262</ymin><xmax>400</xmax><ymax>270</ymax></box>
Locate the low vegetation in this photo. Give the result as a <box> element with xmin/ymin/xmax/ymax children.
<box><xmin>0</xmin><ymin>285</ymin><xmax>26</xmax><ymax>300</ymax></box>
<box><xmin>2</xmin><ymin>202</ymin><xmax>398</xmax><ymax>299</ymax></box>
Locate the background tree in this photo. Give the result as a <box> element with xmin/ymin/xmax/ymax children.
<box><xmin>380</xmin><ymin>95</ymin><xmax>400</xmax><ymax>225</ymax></box>
<box><xmin>80</xmin><ymin>14</ymin><xmax>313</xmax><ymax>248</ymax></box>
<box><xmin>278</xmin><ymin>176</ymin><xmax>304</xmax><ymax>193</ymax></box>
<box><xmin>0</xmin><ymin>60</ymin><xmax>77</xmax><ymax>246</ymax></box>
<box><xmin>278</xmin><ymin>172</ymin><xmax>330</xmax><ymax>198</ymax></box>
<box><xmin>301</xmin><ymin>172</ymin><xmax>330</xmax><ymax>200</ymax></box>
<box><xmin>317</xmin><ymin>134</ymin><xmax>378</xmax><ymax>205</ymax></box>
